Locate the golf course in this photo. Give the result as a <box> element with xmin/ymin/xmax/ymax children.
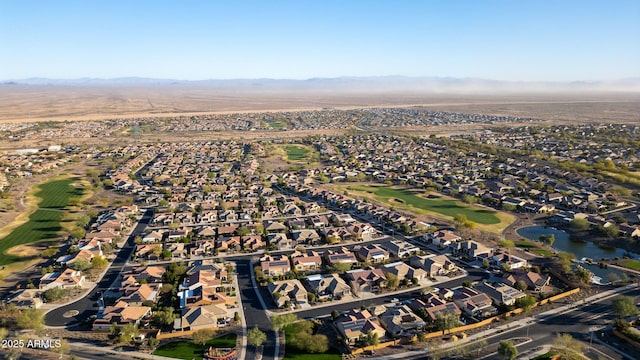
<box><xmin>0</xmin><ymin>176</ymin><xmax>84</xmax><ymax>266</ymax></box>
<box><xmin>340</xmin><ymin>184</ymin><xmax>514</xmax><ymax>234</ymax></box>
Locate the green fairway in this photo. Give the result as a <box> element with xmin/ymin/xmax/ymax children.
<box><xmin>264</xmin><ymin>119</ymin><xmax>287</xmax><ymax>129</ymax></box>
<box><xmin>531</xmin><ymin>248</ymin><xmax>553</xmax><ymax>257</ymax></box>
<box><xmin>622</xmin><ymin>260</ymin><xmax>640</xmax><ymax>270</ymax></box>
<box><xmin>284</xmin><ymin>145</ymin><xmax>309</xmax><ymax>161</ymax></box>
<box><xmin>515</xmin><ymin>241</ymin><xmax>535</xmax><ymax>248</ymax></box>
<box><xmin>346</xmin><ymin>185</ymin><xmax>500</xmax><ymax>225</ymax></box>
<box><xmin>0</xmin><ymin>177</ymin><xmax>82</xmax><ymax>265</ymax></box>
<box><xmin>153</xmin><ymin>333</ymin><xmax>237</xmax><ymax>360</ymax></box>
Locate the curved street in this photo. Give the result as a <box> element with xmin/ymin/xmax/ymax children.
<box><xmin>44</xmin><ymin>209</ymin><xmax>153</xmax><ymax>327</ymax></box>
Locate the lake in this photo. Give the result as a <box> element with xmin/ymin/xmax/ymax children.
<box><xmin>516</xmin><ymin>225</ymin><xmax>628</xmax><ymax>284</ymax></box>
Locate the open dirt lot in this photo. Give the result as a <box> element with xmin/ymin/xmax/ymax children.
<box><xmin>1</xmin><ymin>86</ymin><xmax>638</xmax><ymax>124</ymax></box>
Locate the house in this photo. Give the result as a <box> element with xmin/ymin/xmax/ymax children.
<box><xmin>426</xmin><ymin>230</ymin><xmax>461</xmax><ymax>247</ymax></box>
<box><xmin>92</xmin><ymin>301</ymin><xmax>151</xmax><ymax>330</ymax></box>
<box><xmin>268</xmin><ymin>233</ymin><xmax>294</xmax><ymax>250</ymax></box>
<box><xmin>291</xmin><ymin>251</ymin><xmax>323</xmax><ymax>273</ymax></box>
<box><xmin>39</xmin><ymin>269</ymin><xmax>85</xmax><ymax>290</ymax></box>
<box><xmin>474</xmin><ymin>282</ymin><xmax>526</xmax><ymax>306</ymax></box>
<box><xmin>383</xmin><ymin>239</ymin><xmax>420</xmax><ymax>258</ymax></box>
<box><xmin>355</xmin><ymin>244</ymin><xmax>390</xmax><ymax>264</ymax></box>
<box><xmin>335</xmin><ymin>309</ymin><xmax>386</xmax><ymax>346</ymax></box>
<box><xmin>491</xmin><ymin>251</ymin><xmax>528</xmax><ymax>270</ymax></box>
<box><xmin>502</xmin><ymin>269</ymin><xmax>551</xmax><ymax>292</ymax></box>
<box><xmin>260</xmin><ymin>254</ymin><xmax>291</xmax><ymax>277</ymax></box>
<box><xmin>217</xmin><ymin>236</ymin><xmax>241</xmax><ymax>252</ymax></box>
<box><xmin>409</xmin><ymin>254</ymin><xmax>456</xmax><ymax>277</ymax></box>
<box><xmin>118</xmin><ymin>283</ymin><xmax>160</xmax><ymax>305</ymax></box>
<box><xmin>264</xmin><ymin>220</ymin><xmax>288</xmax><ymax>233</ymax></box>
<box><xmin>381</xmin><ymin>261</ymin><xmax>427</xmax><ymax>282</ymax></box>
<box><xmin>164</xmin><ymin>242</ymin><xmax>186</xmax><ymax>258</ymax></box>
<box><xmin>142</xmin><ymin>230</ymin><xmax>165</xmax><ymax>243</ymax></box>
<box><xmin>346</xmin><ymin>268</ymin><xmax>387</xmax><ymax>294</ymax></box>
<box><xmin>290</xmin><ymin>229</ymin><xmax>322</xmax><ymax>245</ymax></box>
<box><xmin>5</xmin><ymin>289</ymin><xmax>43</xmax><ymax>309</ymax></box>
<box><xmin>134</xmin><ymin>244</ymin><xmax>162</xmax><ymax>260</ymax></box>
<box><xmin>190</xmin><ymin>240</ymin><xmax>217</xmax><ymax>256</ymax></box>
<box><xmin>267</xmin><ymin>280</ymin><xmax>308</xmax><ymax>308</ymax></box>
<box><xmin>305</xmin><ymin>273</ymin><xmax>352</xmax><ymax>300</ymax></box>
<box><xmin>173</xmin><ymin>304</ymin><xmax>229</xmax><ymax>331</ymax></box>
<box><xmin>379</xmin><ymin>304</ymin><xmax>426</xmax><ymax>337</ymax></box>
<box><xmin>453</xmin><ymin>287</ymin><xmax>497</xmax><ymax>318</ymax></box>
<box><xmin>324</xmin><ymin>247</ymin><xmax>358</xmax><ymax>266</ymax></box>
<box><xmin>456</xmin><ymin>240</ymin><xmax>493</xmax><ymax>260</ymax></box>
<box><xmin>127</xmin><ymin>265</ymin><xmax>165</xmax><ymax>283</ymax></box>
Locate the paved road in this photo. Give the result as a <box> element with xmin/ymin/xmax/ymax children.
<box><xmin>44</xmin><ymin>209</ymin><xmax>153</xmax><ymax>327</ymax></box>
<box><xmin>236</xmin><ymin>259</ymin><xmax>277</xmax><ymax>360</ymax></box>
<box><xmin>473</xmin><ymin>287</ymin><xmax>640</xmax><ymax>360</ymax></box>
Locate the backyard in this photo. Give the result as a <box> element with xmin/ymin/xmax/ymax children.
<box><xmin>153</xmin><ymin>333</ymin><xmax>237</xmax><ymax>360</ymax></box>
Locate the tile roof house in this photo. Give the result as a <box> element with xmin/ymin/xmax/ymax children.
<box><xmin>381</xmin><ymin>261</ymin><xmax>427</xmax><ymax>281</ymax></box>
<box><xmin>324</xmin><ymin>247</ymin><xmax>358</xmax><ymax>266</ymax></box>
<box><xmin>453</xmin><ymin>287</ymin><xmax>497</xmax><ymax>318</ymax></box>
<box><xmin>502</xmin><ymin>269</ymin><xmax>551</xmax><ymax>292</ymax></box>
<box><xmin>39</xmin><ymin>269</ymin><xmax>85</xmax><ymax>290</ymax></box>
<box><xmin>173</xmin><ymin>304</ymin><xmax>228</xmax><ymax>331</ymax></box>
<box><xmin>409</xmin><ymin>254</ymin><xmax>456</xmax><ymax>277</ymax></box>
<box><xmin>335</xmin><ymin>309</ymin><xmax>386</xmax><ymax>346</ymax></box>
<box><xmin>291</xmin><ymin>251</ymin><xmax>323</xmax><ymax>273</ymax></box>
<box><xmin>92</xmin><ymin>301</ymin><xmax>151</xmax><ymax>330</ymax></box>
<box><xmin>379</xmin><ymin>304</ymin><xmax>426</xmax><ymax>338</ymax></box>
<box><xmin>260</xmin><ymin>254</ymin><xmax>291</xmax><ymax>277</ymax></box>
<box><xmin>305</xmin><ymin>273</ymin><xmax>351</xmax><ymax>300</ymax></box>
<box><xmin>383</xmin><ymin>239</ymin><xmax>420</xmax><ymax>258</ymax></box>
<box><xmin>474</xmin><ymin>282</ymin><xmax>526</xmax><ymax>306</ymax></box>
<box><xmin>346</xmin><ymin>268</ymin><xmax>387</xmax><ymax>294</ymax></box>
<box><xmin>267</xmin><ymin>279</ymin><xmax>308</xmax><ymax>309</ymax></box>
<box><xmin>355</xmin><ymin>244</ymin><xmax>390</xmax><ymax>264</ymax></box>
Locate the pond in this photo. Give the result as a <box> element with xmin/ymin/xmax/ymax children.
<box><xmin>516</xmin><ymin>225</ymin><xmax>628</xmax><ymax>284</ymax></box>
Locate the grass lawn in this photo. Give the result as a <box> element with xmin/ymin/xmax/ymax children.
<box><xmin>531</xmin><ymin>248</ymin><xmax>553</xmax><ymax>257</ymax></box>
<box><xmin>283</xmin><ymin>324</ymin><xmax>341</xmax><ymax>360</ymax></box>
<box><xmin>622</xmin><ymin>260</ymin><xmax>640</xmax><ymax>271</ymax></box>
<box><xmin>0</xmin><ymin>177</ymin><xmax>82</xmax><ymax>266</ymax></box>
<box><xmin>284</xmin><ymin>145</ymin><xmax>310</xmax><ymax>161</ymax></box>
<box><xmin>153</xmin><ymin>333</ymin><xmax>237</xmax><ymax>360</ymax></box>
<box><xmin>345</xmin><ymin>185</ymin><xmax>500</xmax><ymax>225</ymax></box>
<box><xmin>515</xmin><ymin>241</ymin><xmax>535</xmax><ymax>248</ymax></box>
<box><xmin>264</xmin><ymin>119</ymin><xmax>287</xmax><ymax>129</ymax></box>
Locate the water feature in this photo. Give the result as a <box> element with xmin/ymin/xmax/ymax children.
<box><xmin>516</xmin><ymin>225</ymin><xmax>628</xmax><ymax>284</ymax></box>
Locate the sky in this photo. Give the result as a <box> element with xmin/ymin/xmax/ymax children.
<box><xmin>1</xmin><ymin>0</ymin><xmax>639</xmax><ymax>81</ymax></box>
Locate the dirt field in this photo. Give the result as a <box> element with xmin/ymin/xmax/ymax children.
<box><xmin>1</xmin><ymin>85</ymin><xmax>638</xmax><ymax>124</ymax></box>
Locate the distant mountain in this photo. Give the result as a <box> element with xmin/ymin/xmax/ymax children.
<box><xmin>3</xmin><ymin>76</ymin><xmax>640</xmax><ymax>93</ymax></box>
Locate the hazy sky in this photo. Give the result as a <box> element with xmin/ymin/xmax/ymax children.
<box><xmin>1</xmin><ymin>0</ymin><xmax>638</xmax><ymax>81</ymax></box>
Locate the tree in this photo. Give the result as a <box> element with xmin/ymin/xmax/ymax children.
<box><xmin>385</xmin><ymin>273</ymin><xmax>400</xmax><ymax>290</ymax></box>
<box><xmin>271</xmin><ymin>313</ymin><xmax>298</xmax><ymax>331</ymax></box>
<box><xmin>70</xmin><ymin>227</ymin><xmax>86</xmax><ymax>240</ymax></box>
<box><xmin>0</xmin><ymin>328</ymin><xmax>8</xmax><ymax>341</ymax></box>
<box><xmin>498</xmin><ymin>340</ymin><xmax>518</xmax><ymax>360</ymax></box>
<box><xmin>147</xmin><ymin>336</ymin><xmax>159</xmax><ymax>350</ymax></box>
<box><xmin>435</xmin><ymin>312</ymin><xmax>461</xmax><ymax>334</ymax></box>
<box><xmin>331</xmin><ymin>310</ymin><xmax>340</xmax><ymax>320</ymax></box>
<box><xmin>603</xmin><ymin>224</ymin><xmax>620</xmax><ymax>238</ymax></box>
<box><xmin>236</xmin><ymin>227</ymin><xmax>251</xmax><ymax>236</ymax></box>
<box><xmin>71</xmin><ymin>258</ymin><xmax>93</xmax><ymax>271</ymax></box>
<box><xmin>152</xmin><ymin>307</ymin><xmax>177</xmax><ymax>326</ymax></box>
<box><xmin>552</xmin><ymin>333</ymin><xmax>584</xmax><ymax>358</ymax></box>
<box><xmin>192</xmin><ymin>329</ymin><xmax>216</xmax><ymax>345</ymax></box>
<box><xmin>118</xmin><ymin>323</ymin><xmax>139</xmax><ymax>344</ymax></box>
<box><xmin>612</xmin><ymin>296</ymin><xmax>639</xmax><ymax>318</ymax></box>
<box><xmin>44</xmin><ymin>287</ymin><xmax>67</xmax><ymax>302</ymax></box>
<box><xmin>515</xmin><ymin>280</ymin><xmax>528</xmax><ymax>291</ymax></box>
<box><xmin>247</xmin><ymin>327</ymin><xmax>266</xmax><ymax>347</ymax></box>
<box><xmin>498</xmin><ymin>239</ymin><xmax>514</xmax><ymax>251</ymax></box>
<box><xmin>16</xmin><ymin>308</ymin><xmax>45</xmax><ymax>331</ymax></box>
<box><xmin>52</xmin><ymin>339</ymin><xmax>70</xmax><ymax>356</ymax></box>
<box><xmin>515</xmin><ymin>294</ymin><xmax>537</xmax><ymax>312</ymax></box>
<box><xmin>570</xmin><ymin>218</ymin><xmax>590</xmax><ymax>231</ymax></box>
<box><xmin>557</xmin><ymin>251</ymin><xmax>576</xmax><ymax>273</ymax></box>
<box><xmin>91</xmin><ymin>255</ymin><xmax>109</xmax><ymax>269</ymax></box>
